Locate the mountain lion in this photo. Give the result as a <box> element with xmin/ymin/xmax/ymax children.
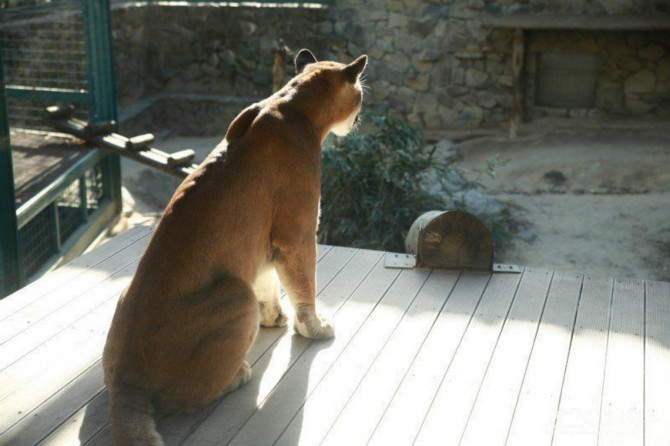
<box><xmin>102</xmin><ymin>49</ymin><xmax>368</xmax><ymax>445</ymax></box>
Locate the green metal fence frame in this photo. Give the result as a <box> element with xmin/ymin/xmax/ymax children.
<box><xmin>0</xmin><ymin>42</ymin><xmax>22</xmax><ymax>295</ymax></box>
<box><xmin>0</xmin><ymin>0</ymin><xmax>122</xmax><ymax>297</ymax></box>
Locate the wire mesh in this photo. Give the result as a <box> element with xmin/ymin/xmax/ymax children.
<box><xmin>85</xmin><ymin>162</ymin><xmax>104</xmax><ymax>214</ymax></box>
<box><xmin>18</xmin><ymin>204</ymin><xmax>56</xmax><ymax>278</ymax></box>
<box><xmin>1</xmin><ymin>1</ymin><xmax>117</xmax><ymax>288</ymax></box>
<box><xmin>1</xmin><ymin>0</ymin><xmax>89</xmax><ymax>130</ymax></box>
<box><xmin>56</xmin><ymin>176</ymin><xmax>82</xmax><ymax>242</ymax></box>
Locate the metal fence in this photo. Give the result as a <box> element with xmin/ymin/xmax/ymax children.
<box><xmin>0</xmin><ymin>0</ymin><xmax>122</xmax><ymax>296</ymax></box>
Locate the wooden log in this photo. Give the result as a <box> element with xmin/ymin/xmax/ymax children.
<box><xmin>273</xmin><ymin>39</ymin><xmax>289</xmax><ymax>93</ymax></box>
<box><xmin>167</xmin><ymin>149</ymin><xmax>196</xmax><ymax>167</ymax></box>
<box><xmin>45</xmin><ymin>104</ymin><xmax>75</xmax><ymax>120</ymax></box>
<box><xmin>509</xmin><ymin>28</ymin><xmax>525</xmax><ymax>139</ymax></box>
<box><xmin>125</xmin><ymin>133</ymin><xmax>155</xmax><ymax>151</ymax></box>
<box><xmin>405</xmin><ymin>210</ymin><xmax>494</xmax><ymax>271</ymax></box>
<box><xmin>84</xmin><ymin>120</ymin><xmax>116</xmax><ymax>136</ymax></box>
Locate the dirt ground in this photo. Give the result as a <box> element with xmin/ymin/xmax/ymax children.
<box><xmin>117</xmin><ymin>117</ymin><xmax>670</xmax><ymax>281</ymax></box>
<box><xmin>456</xmin><ymin>117</ymin><xmax>670</xmax><ymax>281</ymax></box>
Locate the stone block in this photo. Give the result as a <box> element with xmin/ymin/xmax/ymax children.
<box><xmin>465</xmin><ymin>68</ymin><xmax>488</xmax><ymax>87</ymax></box>
<box><xmin>625</xmin><ymin>69</ymin><xmax>656</xmax><ymax>94</ymax></box>
<box><xmin>616</xmin><ymin>57</ymin><xmax>642</xmax><ymax>72</ymax></box>
<box><xmin>182</xmin><ymin>64</ymin><xmax>203</xmax><ymax>81</ymax></box>
<box><xmin>568</xmin><ymin>108</ymin><xmax>588</xmax><ymax>118</ymax></box>
<box><xmin>451</xmin><ymin>67</ymin><xmax>465</xmax><ymax>85</ymax></box>
<box><xmin>368</xmin><ymin>45</ymin><xmax>386</xmax><ymax>60</ymax></box>
<box><xmin>446</xmin><ymin>85</ymin><xmax>469</xmax><ymax>96</ymax></box>
<box><xmin>497</xmin><ymin>75</ymin><xmax>513</xmax><ymax>87</ymax></box>
<box><xmin>405</xmin><ymin>75</ymin><xmax>430</xmax><ymax>92</ymax></box>
<box><xmin>397</xmin><ymin>86</ymin><xmax>417</xmax><ymax>104</ymax></box>
<box><xmin>317</xmin><ymin>21</ymin><xmax>334</xmax><ymax>34</ymax></box>
<box><xmin>389</xmin><ymin>12</ymin><xmax>408</xmax><ymax>28</ymax></box>
<box><xmin>658</xmin><ymin>56</ymin><xmax>670</xmax><ymax>82</ymax></box>
<box><xmin>415</xmin><ymin>92</ymin><xmax>439</xmax><ymax>114</ymax></box>
<box><xmin>625</xmin><ymin>95</ymin><xmax>656</xmax><ymax>113</ymax></box>
<box><xmin>395</xmin><ymin>33</ymin><xmax>423</xmax><ymax>52</ymax></box>
<box><xmin>439</xmin><ymin>106</ymin><xmax>460</xmax><ymax>122</ymax></box>
<box><xmin>460</xmin><ymin>106</ymin><xmax>484</xmax><ymax>123</ymax></box>
<box><xmin>640</xmin><ymin>44</ymin><xmax>666</xmax><ymax>61</ymax></box>
<box><xmin>477</xmin><ymin>92</ymin><xmax>497</xmax><ymax>108</ymax></box>
<box><xmin>371</xmin><ymin>80</ymin><xmax>392</xmax><ymax>100</ymax></box>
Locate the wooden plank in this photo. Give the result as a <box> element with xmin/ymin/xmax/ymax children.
<box><xmin>260</xmin><ymin>270</ymin><xmax>438</xmax><ymax>445</ymax></box>
<box><xmin>645</xmin><ymin>280</ymin><xmax>670</xmax><ymax>446</ymax></box>
<box><xmin>1</xmin><ymin>361</ymin><xmax>106</xmax><ymax>446</ymax></box>
<box><xmin>369</xmin><ymin>272</ymin><xmax>492</xmax><ymax>446</ymax></box>
<box><xmin>505</xmin><ymin>272</ymin><xmax>583</xmax><ymax>446</ymax></box>
<box><xmin>552</xmin><ymin>275</ymin><xmax>614</xmax><ymax>446</ymax></box>
<box><xmin>481</xmin><ymin>14</ymin><xmax>670</xmax><ymax>31</ymax></box>
<box><xmin>277</xmin><ymin>269</ymin><xmax>445</xmax><ymax>446</ymax></box>
<box><xmin>0</xmin><ymin>279</ymin><xmax>133</xmax><ymax>437</ymax></box>
<box><xmin>89</xmin><ymin>247</ymin><xmax>382</xmax><ymax>445</ymax></box>
<box><xmin>179</xmin><ymin>250</ymin><xmax>396</xmax><ymax>445</ymax></box>
<box><xmin>0</xmin><ymin>231</ymin><xmax>149</xmax><ymax>346</ymax></box>
<box><xmin>509</xmin><ymin>28</ymin><xmax>524</xmax><ymax>139</ymax></box>
<box><xmin>155</xmin><ymin>246</ymin><xmax>355</xmax><ymax>444</ymax></box>
<box><xmin>0</xmin><ymin>260</ymin><xmax>136</xmax><ymax>372</ymax></box>
<box><xmin>35</xmin><ymin>245</ymin><xmax>339</xmax><ymax>446</ymax></box>
<box><xmin>413</xmin><ymin>271</ymin><xmax>523</xmax><ymax>445</ymax></box>
<box><xmin>316</xmin><ymin>269</ymin><xmax>460</xmax><ymax>446</ymax></box>
<box><xmin>459</xmin><ymin>268</ymin><xmax>554</xmax><ymax>446</ymax></box>
<box><xmin>598</xmin><ymin>278</ymin><xmax>645</xmax><ymax>446</ymax></box>
<box><xmin>0</xmin><ymin>294</ymin><xmax>119</xmax><ymax>402</ymax></box>
<box><xmin>0</xmin><ymin>226</ymin><xmax>150</xmax><ymax>322</ymax></box>
<box><xmin>38</xmin><ymin>389</ymin><xmax>109</xmax><ymax>446</ymax></box>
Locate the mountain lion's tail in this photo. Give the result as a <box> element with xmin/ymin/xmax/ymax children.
<box><xmin>109</xmin><ymin>386</ymin><xmax>163</xmax><ymax>446</ymax></box>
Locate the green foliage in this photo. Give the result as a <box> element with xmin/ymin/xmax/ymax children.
<box><xmin>318</xmin><ymin>115</ymin><xmax>515</xmax><ymax>252</ymax></box>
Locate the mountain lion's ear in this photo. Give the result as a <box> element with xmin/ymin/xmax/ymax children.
<box><xmin>295</xmin><ymin>49</ymin><xmax>318</xmax><ymax>74</ymax></box>
<box><xmin>343</xmin><ymin>55</ymin><xmax>368</xmax><ymax>83</ymax></box>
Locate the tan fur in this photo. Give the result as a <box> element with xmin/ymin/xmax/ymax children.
<box><xmin>102</xmin><ymin>50</ymin><xmax>367</xmax><ymax>445</ymax></box>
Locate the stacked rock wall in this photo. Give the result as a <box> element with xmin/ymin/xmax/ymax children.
<box><xmin>111</xmin><ymin>0</ymin><xmax>670</xmax><ymax>130</ymax></box>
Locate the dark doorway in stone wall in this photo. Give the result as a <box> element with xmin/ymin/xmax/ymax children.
<box><xmin>523</xmin><ymin>30</ymin><xmax>670</xmax><ymax>119</ymax></box>
<box><xmin>535</xmin><ymin>52</ymin><xmax>600</xmax><ymax>108</ymax></box>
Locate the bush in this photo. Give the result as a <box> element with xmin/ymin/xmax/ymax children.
<box><xmin>318</xmin><ymin>115</ymin><xmax>515</xmax><ymax>253</ymax></box>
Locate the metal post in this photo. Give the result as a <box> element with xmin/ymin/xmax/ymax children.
<box><xmin>0</xmin><ymin>39</ymin><xmax>21</xmax><ymax>296</ymax></box>
<box><xmin>78</xmin><ymin>175</ymin><xmax>89</xmax><ymax>221</ymax></box>
<box><xmin>82</xmin><ymin>0</ymin><xmax>122</xmax><ymax>215</ymax></box>
<box><xmin>273</xmin><ymin>39</ymin><xmax>288</xmax><ymax>93</ymax></box>
<box><xmin>50</xmin><ymin>202</ymin><xmax>62</xmax><ymax>252</ymax></box>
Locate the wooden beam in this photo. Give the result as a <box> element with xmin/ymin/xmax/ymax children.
<box><xmin>481</xmin><ymin>14</ymin><xmax>670</xmax><ymax>31</ymax></box>
<box><xmin>509</xmin><ymin>28</ymin><xmax>525</xmax><ymax>139</ymax></box>
<box><xmin>273</xmin><ymin>40</ymin><xmax>289</xmax><ymax>93</ymax></box>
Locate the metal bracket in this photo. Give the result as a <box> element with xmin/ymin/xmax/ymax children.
<box><xmin>384</xmin><ymin>253</ymin><xmax>417</xmax><ymax>269</ymax></box>
<box><xmin>493</xmin><ymin>263</ymin><xmax>522</xmax><ymax>274</ymax></box>
<box><xmin>385</xmin><ymin>253</ymin><xmax>522</xmax><ymax>274</ymax></box>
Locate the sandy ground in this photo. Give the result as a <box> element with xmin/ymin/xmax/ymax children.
<box><xmin>117</xmin><ymin>117</ymin><xmax>670</xmax><ymax>281</ymax></box>
<box><xmin>457</xmin><ymin>117</ymin><xmax>670</xmax><ymax>281</ymax></box>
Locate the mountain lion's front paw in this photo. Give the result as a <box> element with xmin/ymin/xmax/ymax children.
<box><xmin>294</xmin><ymin>310</ymin><xmax>335</xmax><ymax>339</ymax></box>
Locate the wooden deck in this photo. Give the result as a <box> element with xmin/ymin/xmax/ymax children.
<box><xmin>1</xmin><ymin>226</ymin><xmax>669</xmax><ymax>445</ymax></box>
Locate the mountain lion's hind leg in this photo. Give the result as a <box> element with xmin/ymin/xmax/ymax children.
<box><xmin>219</xmin><ymin>361</ymin><xmax>252</xmax><ymax>397</ymax></box>
<box><xmin>253</xmin><ymin>267</ymin><xmax>288</xmax><ymax>327</ymax></box>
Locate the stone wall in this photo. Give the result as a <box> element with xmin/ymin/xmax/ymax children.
<box><xmin>111</xmin><ymin>1</ymin><xmax>670</xmax><ymax>131</ymax></box>
<box><xmin>525</xmin><ymin>31</ymin><xmax>670</xmax><ymax>118</ymax></box>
